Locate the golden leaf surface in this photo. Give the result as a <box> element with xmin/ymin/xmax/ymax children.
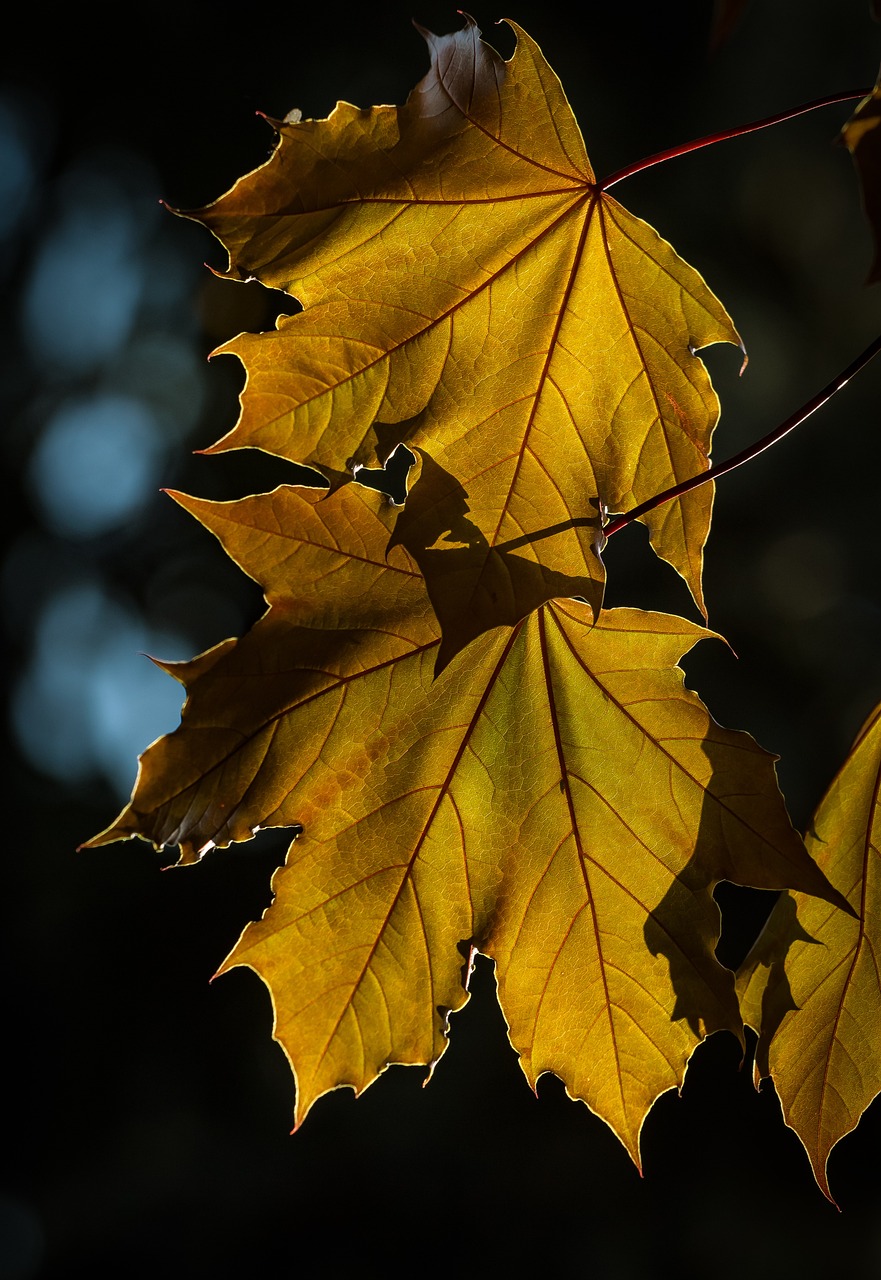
<box><xmin>191</xmin><ymin>17</ymin><xmax>741</xmax><ymax>660</ymax></box>
<box><xmin>738</xmin><ymin>704</ymin><xmax>880</xmax><ymax>1202</ymax></box>
<box><xmin>88</xmin><ymin>483</ymin><xmax>847</xmax><ymax>1163</ymax></box>
<box><xmin>841</xmin><ymin>74</ymin><xmax>881</xmax><ymax>284</ymax></box>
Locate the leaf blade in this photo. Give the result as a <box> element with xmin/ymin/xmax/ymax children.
<box><xmin>89</xmin><ymin>483</ymin><xmax>845</xmax><ymax>1157</ymax></box>
<box><xmin>738</xmin><ymin>704</ymin><xmax>881</xmax><ymax>1201</ymax></box>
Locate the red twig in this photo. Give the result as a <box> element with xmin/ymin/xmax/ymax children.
<box><xmin>600</xmin><ymin>89</ymin><xmax>870</xmax><ymax>190</ymax></box>
<box><xmin>604</xmin><ymin>334</ymin><xmax>881</xmax><ymax>539</ymax></box>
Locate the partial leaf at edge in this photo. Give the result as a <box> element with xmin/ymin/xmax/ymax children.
<box><xmin>841</xmin><ymin>72</ymin><xmax>881</xmax><ymax>285</ymax></box>
<box><xmin>738</xmin><ymin>704</ymin><xmax>881</xmax><ymax>1202</ymax></box>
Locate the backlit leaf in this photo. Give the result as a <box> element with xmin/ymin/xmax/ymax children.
<box><xmin>738</xmin><ymin>704</ymin><xmax>881</xmax><ymax>1202</ymax></box>
<box><xmin>88</xmin><ymin>483</ymin><xmax>847</xmax><ymax>1163</ymax></box>
<box><xmin>191</xmin><ymin>17</ymin><xmax>741</xmax><ymax>659</ymax></box>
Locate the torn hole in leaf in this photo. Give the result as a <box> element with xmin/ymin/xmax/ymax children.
<box><xmin>351</xmin><ymin>443</ymin><xmax>415</xmax><ymax>505</ymax></box>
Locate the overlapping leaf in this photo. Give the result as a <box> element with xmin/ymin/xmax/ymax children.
<box><xmin>191</xmin><ymin>17</ymin><xmax>741</xmax><ymax>661</ymax></box>
<box><xmin>842</xmin><ymin>71</ymin><xmax>881</xmax><ymax>284</ymax></box>
<box><xmin>738</xmin><ymin>704</ymin><xmax>881</xmax><ymax>1202</ymax></box>
<box><xmin>88</xmin><ymin>483</ymin><xmax>848</xmax><ymax>1162</ymax></box>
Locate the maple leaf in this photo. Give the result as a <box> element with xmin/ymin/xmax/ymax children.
<box><xmin>841</xmin><ymin>71</ymin><xmax>881</xmax><ymax>284</ymax></box>
<box><xmin>190</xmin><ymin>17</ymin><xmax>741</xmax><ymax>662</ymax></box>
<box><xmin>737</xmin><ymin>704</ymin><xmax>880</xmax><ymax>1202</ymax></box>
<box><xmin>87</xmin><ymin>482</ymin><xmax>848</xmax><ymax>1163</ymax></box>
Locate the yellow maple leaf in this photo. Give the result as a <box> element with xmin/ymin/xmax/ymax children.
<box><xmin>87</xmin><ymin>483</ymin><xmax>848</xmax><ymax>1164</ymax></box>
<box><xmin>738</xmin><ymin>704</ymin><xmax>881</xmax><ymax>1202</ymax></box>
<box><xmin>190</xmin><ymin>17</ymin><xmax>741</xmax><ymax>661</ymax></box>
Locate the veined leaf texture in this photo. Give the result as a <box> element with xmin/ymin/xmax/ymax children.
<box><xmin>88</xmin><ymin>17</ymin><xmax>877</xmax><ymax>1192</ymax></box>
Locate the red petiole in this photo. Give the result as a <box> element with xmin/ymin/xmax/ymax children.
<box><xmin>600</xmin><ymin>89</ymin><xmax>870</xmax><ymax>191</ymax></box>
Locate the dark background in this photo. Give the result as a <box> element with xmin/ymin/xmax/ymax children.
<box><xmin>4</xmin><ymin>1</ymin><xmax>881</xmax><ymax>1275</ymax></box>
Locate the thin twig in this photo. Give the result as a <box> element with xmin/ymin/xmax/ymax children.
<box><xmin>604</xmin><ymin>334</ymin><xmax>881</xmax><ymax>539</ymax></box>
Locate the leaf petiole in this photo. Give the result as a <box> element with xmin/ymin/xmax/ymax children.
<box><xmin>604</xmin><ymin>333</ymin><xmax>881</xmax><ymax>538</ymax></box>
<box><xmin>600</xmin><ymin>89</ymin><xmax>871</xmax><ymax>190</ymax></box>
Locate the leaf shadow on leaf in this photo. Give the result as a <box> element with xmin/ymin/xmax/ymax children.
<box><xmin>737</xmin><ymin>892</ymin><xmax>821</xmax><ymax>1075</ymax></box>
<box><xmin>643</xmin><ymin>856</ymin><xmax>741</xmax><ymax>1044</ymax></box>
<box><xmin>643</xmin><ymin>737</ymin><xmax>822</xmax><ymax>1049</ymax></box>
<box><xmin>389</xmin><ymin>451</ymin><xmax>605</xmax><ymax>673</ymax></box>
